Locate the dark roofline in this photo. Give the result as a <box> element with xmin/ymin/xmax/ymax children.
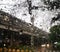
<box><xmin>0</xmin><ymin>10</ymin><xmax>49</xmax><ymax>36</ymax></box>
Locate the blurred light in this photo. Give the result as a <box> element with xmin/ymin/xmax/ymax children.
<box><xmin>47</xmin><ymin>44</ymin><xmax>49</xmax><ymax>47</ymax></box>
<box><xmin>4</xmin><ymin>44</ymin><xmax>6</xmax><ymax>47</ymax></box>
<box><xmin>42</xmin><ymin>36</ymin><xmax>45</xmax><ymax>38</ymax></box>
<box><xmin>50</xmin><ymin>0</ymin><xmax>54</xmax><ymax>2</ymax></box>
<box><xmin>19</xmin><ymin>32</ymin><xmax>22</xmax><ymax>35</ymax></box>
<box><xmin>41</xmin><ymin>44</ymin><xmax>46</xmax><ymax>47</ymax></box>
<box><xmin>54</xmin><ymin>42</ymin><xmax>58</xmax><ymax>44</ymax></box>
<box><xmin>16</xmin><ymin>20</ymin><xmax>18</xmax><ymax>23</ymax></box>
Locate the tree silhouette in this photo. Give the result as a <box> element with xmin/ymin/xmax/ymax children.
<box><xmin>49</xmin><ymin>25</ymin><xmax>60</xmax><ymax>43</ymax></box>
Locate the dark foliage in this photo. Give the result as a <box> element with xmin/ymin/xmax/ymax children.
<box><xmin>49</xmin><ymin>25</ymin><xmax>60</xmax><ymax>42</ymax></box>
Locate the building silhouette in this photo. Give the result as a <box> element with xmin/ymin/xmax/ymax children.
<box><xmin>0</xmin><ymin>10</ymin><xmax>48</xmax><ymax>48</ymax></box>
